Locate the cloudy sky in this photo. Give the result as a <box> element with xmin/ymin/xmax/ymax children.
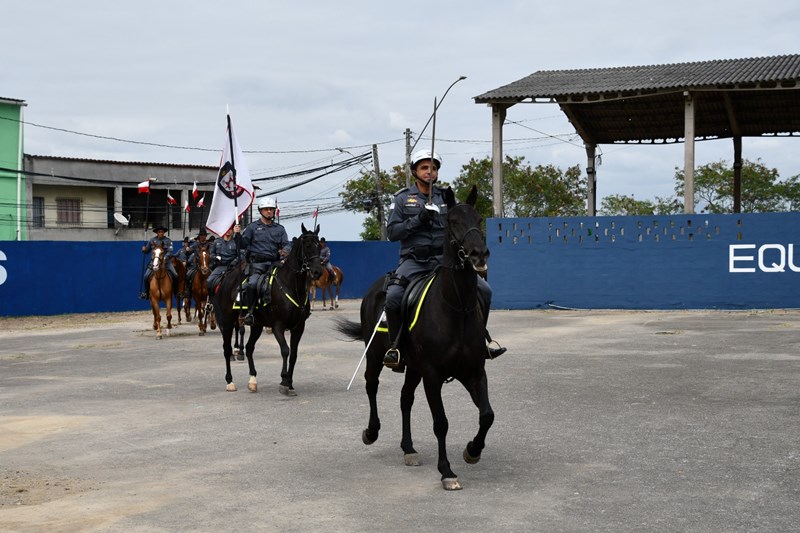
<box><xmin>4</xmin><ymin>0</ymin><xmax>800</xmax><ymax>239</ymax></box>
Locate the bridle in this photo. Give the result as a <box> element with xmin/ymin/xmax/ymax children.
<box><xmin>296</xmin><ymin>234</ymin><xmax>321</xmax><ymax>275</ymax></box>
<box><xmin>446</xmin><ymin>204</ymin><xmax>485</xmax><ymax>270</ymax></box>
<box><xmin>273</xmin><ymin>233</ymin><xmax>321</xmax><ymax>311</ymax></box>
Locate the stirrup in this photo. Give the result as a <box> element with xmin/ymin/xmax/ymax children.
<box><xmin>486</xmin><ymin>340</ymin><xmax>507</xmax><ymax>360</ymax></box>
<box><xmin>243</xmin><ymin>312</ymin><xmax>254</xmax><ymax>326</ymax></box>
<box><xmin>383</xmin><ymin>347</ymin><xmax>401</xmax><ymax>368</ymax></box>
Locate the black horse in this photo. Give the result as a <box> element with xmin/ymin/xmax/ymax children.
<box><xmin>336</xmin><ymin>185</ymin><xmax>494</xmax><ymax>490</ymax></box>
<box><xmin>214</xmin><ymin>223</ymin><xmax>323</xmax><ymax>395</ymax></box>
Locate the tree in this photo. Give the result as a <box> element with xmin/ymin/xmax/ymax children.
<box><xmin>674</xmin><ymin>158</ymin><xmax>785</xmax><ymax>213</ymax></box>
<box><xmin>451</xmin><ymin>156</ymin><xmax>586</xmax><ymax>219</ymax></box>
<box><xmin>600</xmin><ymin>194</ymin><xmax>682</xmax><ymax>215</ymax></box>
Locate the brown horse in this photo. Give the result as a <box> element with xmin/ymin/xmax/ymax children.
<box><xmin>191</xmin><ymin>243</ymin><xmax>215</xmax><ymax>335</ymax></box>
<box><xmin>148</xmin><ymin>243</ymin><xmax>173</xmax><ymax>339</ymax></box>
<box><xmin>310</xmin><ymin>266</ymin><xmax>343</xmax><ymax>310</ymax></box>
<box><xmin>171</xmin><ymin>256</ymin><xmax>191</xmax><ymax>323</ymax></box>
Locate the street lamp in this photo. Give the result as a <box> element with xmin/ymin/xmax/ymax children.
<box><xmin>405</xmin><ymin>76</ymin><xmax>467</xmax><ymax>186</ymax></box>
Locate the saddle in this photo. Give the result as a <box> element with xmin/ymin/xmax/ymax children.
<box><xmin>391</xmin><ymin>266</ymin><xmax>488</xmax><ymax>335</ymax></box>
<box><xmin>400</xmin><ymin>269</ymin><xmax>439</xmax><ymax>331</ymax></box>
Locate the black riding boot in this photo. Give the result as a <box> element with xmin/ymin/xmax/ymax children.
<box><xmin>243</xmin><ymin>288</ymin><xmax>258</xmax><ymax>326</ymax></box>
<box><xmin>383</xmin><ymin>307</ymin><xmax>404</xmax><ymax>372</ymax></box>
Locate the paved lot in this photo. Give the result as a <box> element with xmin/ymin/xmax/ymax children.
<box><xmin>1</xmin><ymin>302</ymin><xmax>799</xmax><ymax>532</ymax></box>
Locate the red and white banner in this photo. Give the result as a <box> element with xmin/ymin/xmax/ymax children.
<box><xmin>197</xmin><ymin>194</ymin><xmax>206</xmax><ymax>208</ymax></box>
<box><xmin>184</xmin><ymin>199</ymin><xmax>191</xmax><ymax>212</ymax></box>
<box><xmin>192</xmin><ymin>181</ymin><xmax>199</xmax><ymax>199</ymax></box>
<box><xmin>166</xmin><ymin>191</ymin><xmax>177</xmax><ymax>205</ymax></box>
<box><xmin>205</xmin><ymin>116</ymin><xmax>255</xmax><ymax>237</ymax></box>
<box><xmin>138</xmin><ymin>180</ymin><xmax>150</xmax><ymax>194</ymax></box>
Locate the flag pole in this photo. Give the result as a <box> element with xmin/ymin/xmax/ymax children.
<box><xmin>226</xmin><ymin>110</ymin><xmax>245</xmax><ymax>310</ymax></box>
<box><xmin>139</xmin><ymin>178</ymin><xmax>151</xmax><ymax>299</ymax></box>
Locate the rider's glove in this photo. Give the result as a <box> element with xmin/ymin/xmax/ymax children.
<box><xmin>418</xmin><ymin>204</ymin><xmax>439</xmax><ymax>225</ymax></box>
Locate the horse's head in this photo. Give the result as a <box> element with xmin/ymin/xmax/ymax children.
<box><xmin>151</xmin><ymin>243</ymin><xmax>165</xmax><ymax>271</ymax></box>
<box><xmin>294</xmin><ymin>223</ymin><xmax>324</xmax><ymax>280</ymax></box>
<box><xmin>197</xmin><ymin>244</ymin><xmax>211</xmax><ymax>275</ymax></box>
<box><xmin>444</xmin><ymin>185</ymin><xmax>488</xmax><ymax>274</ymax></box>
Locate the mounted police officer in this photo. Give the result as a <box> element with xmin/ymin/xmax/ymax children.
<box><xmin>383</xmin><ymin>149</ymin><xmax>506</xmax><ymax>371</ymax></box>
<box><xmin>240</xmin><ymin>197</ymin><xmax>289</xmax><ymax>325</ymax></box>
<box><xmin>175</xmin><ymin>237</ymin><xmax>191</xmax><ymax>263</ymax></box>
<box><xmin>141</xmin><ymin>224</ymin><xmax>178</xmax><ymax>297</ymax></box>
<box><xmin>207</xmin><ymin>223</ymin><xmax>244</xmax><ymax>298</ymax></box>
<box><xmin>185</xmin><ymin>227</ymin><xmax>209</xmax><ymax>296</ymax></box>
<box><xmin>319</xmin><ymin>237</ymin><xmax>335</xmax><ymax>278</ymax></box>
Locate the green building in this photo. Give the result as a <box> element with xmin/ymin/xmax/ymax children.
<box><xmin>0</xmin><ymin>97</ymin><xmax>26</xmax><ymax>241</ymax></box>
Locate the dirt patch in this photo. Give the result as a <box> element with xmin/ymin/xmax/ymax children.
<box><xmin>0</xmin><ymin>311</ymin><xmax>152</xmax><ymax>332</ymax></box>
<box><xmin>0</xmin><ymin>470</ymin><xmax>98</xmax><ymax>507</ymax></box>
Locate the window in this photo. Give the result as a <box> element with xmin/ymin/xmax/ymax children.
<box><xmin>56</xmin><ymin>197</ymin><xmax>82</xmax><ymax>225</ymax></box>
<box><xmin>32</xmin><ymin>197</ymin><xmax>45</xmax><ymax>228</ymax></box>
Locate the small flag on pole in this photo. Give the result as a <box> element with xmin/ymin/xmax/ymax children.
<box><xmin>184</xmin><ymin>199</ymin><xmax>191</xmax><ymax>212</ymax></box>
<box><xmin>138</xmin><ymin>179</ymin><xmax>150</xmax><ymax>194</ymax></box>
<box><xmin>312</xmin><ymin>206</ymin><xmax>318</xmax><ymax>218</ymax></box>
<box><xmin>197</xmin><ymin>194</ymin><xmax>206</xmax><ymax>208</ymax></box>
<box><xmin>167</xmin><ymin>191</ymin><xmax>178</xmax><ymax>205</ymax></box>
<box><xmin>192</xmin><ymin>181</ymin><xmax>199</xmax><ymax>199</ymax></box>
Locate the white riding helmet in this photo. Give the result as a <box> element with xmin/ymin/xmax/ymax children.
<box><xmin>258</xmin><ymin>197</ymin><xmax>277</xmax><ymax>210</ymax></box>
<box><xmin>411</xmin><ymin>149</ymin><xmax>442</xmax><ymax>170</ymax></box>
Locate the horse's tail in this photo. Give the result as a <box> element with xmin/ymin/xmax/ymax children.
<box><xmin>334</xmin><ymin>317</ymin><xmax>364</xmax><ymax>341</ymax></box>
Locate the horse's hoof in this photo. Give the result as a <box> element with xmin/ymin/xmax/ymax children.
<box><xmin>361</xmin><ymin>429</ymin><xmax>376</xmax><ymax>445</ymax></box>
<box><xmin>236</xmin><ymin>353</ymin><xmax>244</xmax><ymax>361</ymax></box>
<box><xmin>321</xmin><ymin>308</ymin><xmax>327</xmax><ymax>311</ymax></box>
<box><xmin>248</xmin><ymin>376</ymin><xmax>257</xmax><ymax>392</ymax></box>
<box><xmin>199</xmin><ymin>331</ymin><xmax>205</xmax><ymax>336</ymax></box>
<box><xmin>442</xmin><ymin>478</ymin><xmax>462</xmax><ymax>491</ymax></box>
<box><xmin>404</xmin><ymin>453</ymin><xmax>421</xmax><ymax>466</ymax></box>
<box><xmin>463</xmin><ymin>445</ymin><xmax>481</xmax><ymax>464</ymax></box>
<box><xmin>156</xmin><ymin>334</ymin><xmax>162</xmax><ymax>340</ymax></box>
<box><xmin>226</xmin><ymin>383</ymin><xmax>237</xmax><ymax>392</ymax></box>
<box><xmin>278</xmin><ymin>385</ymin><xmax>297</xmax><ymax>397</ymax></box>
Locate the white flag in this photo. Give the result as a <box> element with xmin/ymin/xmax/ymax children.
<box><xmin>205</xmin><ymin>116</ymin><xmax>255</xmax><ymax>237</ymax></box>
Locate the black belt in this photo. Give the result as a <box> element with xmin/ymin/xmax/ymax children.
<box><xmin>250</xmin><ymin>254</ymin><xmax>274</xmax><ymax>263</ymax></box>
<box><xmin>402</xmin><ymin>245</ymin><xmax>443</xmax><ymax>260</ymax></box>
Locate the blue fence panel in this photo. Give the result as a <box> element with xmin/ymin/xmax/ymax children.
<box><xmin>0</xmin><ymin>240</ymin><xmax>398</xmax><ymax>317</ymax></box>
<box><xmin>486</xmin><ymin>212</ymin><xmax>800</xmax><ymax>310</ymax></box>
<box><xmin>4</xmin><ymin>213</ymin><xmax>800</xmax><ymax>316</ymax></box>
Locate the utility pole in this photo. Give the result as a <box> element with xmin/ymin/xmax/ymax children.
<box><xmin>404</xmin><ymin>128</ymin><xmax>412</xmax><ymax>188</ymax></box>
<box><xmin>372</xmin><ymin>144</ymin><xmax>387</xmax><ymax>241</ymax></box>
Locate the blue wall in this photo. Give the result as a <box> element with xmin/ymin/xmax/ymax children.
<box><xmin>3</xmin><ymin>212</ymin><xmax>800</xmax><ymax>316</ymax></box>
<box><xmin>0</xmin><ymin>240</ymin><xmax>398</xmax><ymax>317</ymax></box>
<box><xmin>486</xmin><ymin>212</ymin><xmax>800</xmax><ymax>310</ymax></box>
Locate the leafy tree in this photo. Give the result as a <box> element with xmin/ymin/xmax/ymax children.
<box><xmin>451</xmin><ymin>156</ymin><xmax>586</xmax><ymax>219</ymax></box>
<box><xmin>674</xmin><ymin>158</ymin><xmax>785</xmax><ymax>213</ymax></box>
<box><xmin>600</xmin><ymin>194</ymin><xmax>682</xmax><ymax>215</ymax></box>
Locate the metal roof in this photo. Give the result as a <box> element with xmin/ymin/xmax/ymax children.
<box><xmin>474</xmin><ymin>54</ymin><xmax>800</xmax><ymax>144</ymax></box>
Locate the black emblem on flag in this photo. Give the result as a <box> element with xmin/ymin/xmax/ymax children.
<box><xmin>217</xmin><ymin>161</ymin><xmax>245</xmax><ymax>200</ymax></box>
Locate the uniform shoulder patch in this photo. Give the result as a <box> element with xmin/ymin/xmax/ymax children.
<box><xmin>393</xmin><ymin>187</ymin><xmax>409</xmax><ymax>196</ymax></box>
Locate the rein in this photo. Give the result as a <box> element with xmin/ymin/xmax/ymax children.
<box><xmin>439</xmin><ymin>204</ymin><xmax>483</xmax><ymax>313</ymax></box>
<box><xmin>446</xmin><ymin>205</ymin><xmax>484</xmax><ymax>271</ymax></box>
<box><xmin>274</xmin><ymin>235</ymin><xmax>320</xmax><ymax>309</ymax></box>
